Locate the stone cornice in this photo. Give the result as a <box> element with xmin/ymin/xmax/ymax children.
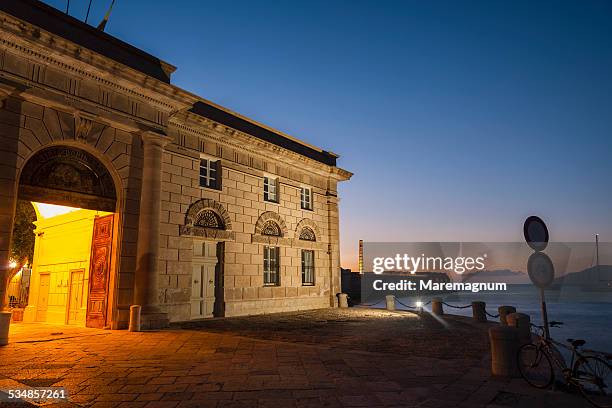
<box><xmin>0</xmin><ymin>11</ymin><xmax>198</xmax><ymax>113</ymax></box>
<box><xmin>169</xmin><ymin>113</ymin><xmax>352</xmax><ymax>181</ymax></box>
<box><xmin>1</xmin><ymin>76</ymin><xmax>159</xmax><ymax>134</ymax></box>
<box><xmin>329</xmin><ymin>166</ymin><xmax>353</xmax><ymax>181</ymax></box>
<box><xmin>141</xmin><ymin>130</ymin><xmax>173</xmax><ymax>148</ymax></box>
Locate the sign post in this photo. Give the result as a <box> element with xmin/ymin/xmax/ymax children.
<box><xmin>524</xmin><ymin>216</ymin><xmax>554</xmax><ymax>339</ymax></box>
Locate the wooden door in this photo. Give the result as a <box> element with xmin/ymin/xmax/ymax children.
<box><xmin>191</xmin><ymin>241</ymin><xmax>217</xmax><ymax>319</ymax></box>
<box><xmin>203</xmin><ymin>262</ymin><xmax>216</xmax><ymax>317</ymax></box>
<box><xmin>67</xmin><ymin>270</ymin><xmax>85</xmax><ymax>325</ymax></box>
<box><xmin>191</xmin><ymin>264</ymin><xmax>205</xmax><ymax>318</ymax></box>
<box><xmin>86</xmin><ymin>214</ymin><xmax>114</xmax><ymax>328</ymax></box>
<box><xmin>36</xmin><ymin>274</ymin><xmax>50</xmax><ymax>322</ymax></box>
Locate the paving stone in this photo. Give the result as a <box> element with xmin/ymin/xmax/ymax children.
<box><xmin>1</xmin><ymin>309</ymin><xmax>591</xmax><ymax>408</ymax></box>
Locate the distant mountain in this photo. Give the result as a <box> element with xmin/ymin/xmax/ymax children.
<box><xmin>553</xmin><ymin>265</ymin><xmax>612</xmax><ymax>286</ymax></box>
<box><xmin>461</xmin><ymin>269</ymin><xmax>530</xmax><ymax>284</ymax></box>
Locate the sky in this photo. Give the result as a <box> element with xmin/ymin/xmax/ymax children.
<box><xmin>42</xmin><ymin>0</ymin><xmax>612</xmax><ymax>270</ymax></box>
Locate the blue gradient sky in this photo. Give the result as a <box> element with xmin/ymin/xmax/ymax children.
<box><xmin>43</xmin><ymin>0</ymin><xmax>612</xmax><ymax>269</ymax></box>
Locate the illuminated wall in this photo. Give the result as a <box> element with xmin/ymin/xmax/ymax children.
<box><xmin>24</xmin><ymin>204</ymin><xmax>112</xmax><ymax>326</ymax></box>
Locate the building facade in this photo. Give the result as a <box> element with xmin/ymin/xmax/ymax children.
<box><xmin>0</xmin><ymin>1</ymin><xmax>351</xmax><ymax>329</ymax></box>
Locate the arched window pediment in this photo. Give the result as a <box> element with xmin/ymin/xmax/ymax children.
<box><xmin>254</xmin><ymin>211</ymin><xmax>288</xmax><ymax>237</ymax></box>
<box><xmin>195</xmin><ymin>209</ymin><xmax>224</xmax><ymax>229</ymax></box>
<box><xmin>180</xmin><ymin>199</ymin><xmax>234</xmax><ymax>240</ymax></box>
<box><xmin>299</xmin><ymin>227</ymin><xmax>316</xmax><ymax>241</ymax></box>
<box><xmin>184</xmin><ymin>199</ymin><xmax>231</xmax><ymax>230</ymax></box>
<box><xmin>262</xmin><ymin>221</ymin><xmax>282</xmax><ymax>236</ymax></box>
<box><xmin>294</xmin><ymin>219</ymin><xmax>320</xmax><ymax>242</ymax></box>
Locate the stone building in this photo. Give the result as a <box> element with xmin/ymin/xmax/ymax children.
<box><xmin>0</xmin><ymin>0</ymin><xmax>351</xmax><ymax>329</ymax></box>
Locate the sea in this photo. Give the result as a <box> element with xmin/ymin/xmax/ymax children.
<box><xmin>386</xmin><ymin>284</ymin><xmax>612</xmax><ymax>354</ymax></box>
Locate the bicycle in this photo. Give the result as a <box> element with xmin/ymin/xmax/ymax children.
<box><xmin>517</xmin><ymin>320</ymin><xmax>612</xmax><ymax>408</ymax></box>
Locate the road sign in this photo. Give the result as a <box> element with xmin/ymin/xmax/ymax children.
<box><xmin>524</xmin><ymin>215</ymin><xmax>549</xmax><ymax>252</ymax></box>
<box><xmin>528</xmin><ymin>251</ymin><xmax>555</xmax><ymax>288</ymax></box>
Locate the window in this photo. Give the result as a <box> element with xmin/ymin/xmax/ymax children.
<box><xmin>264</xmin><ymin>176</ymin><xmax>278</xmax><ymax>202</ymax></box>
<box><xmin>302</xmin><ymin>250</ymin><xmax>315</xmax><ymax>285</ymax></box>
<box><xmin>199</xmin><ymin>158</ymin><xmax>219</xmax><ymax>189</ymax></box>
<box><xmin>263</xmin><ymin>246</ymin><xmax>280</xmax><ymax>285</ymax></box>
<box><xmin>300</xmin><ymin>187</ymin><xmax>312</xmax><ymax>210</ymax></box>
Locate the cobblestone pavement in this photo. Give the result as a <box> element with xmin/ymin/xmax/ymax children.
<box><xmin>0</xmin><ymin>308</ymin><xmax>590</xmax><ymax>408</ymax></box>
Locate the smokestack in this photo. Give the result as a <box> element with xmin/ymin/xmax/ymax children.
<box><xmin>358</xmin><ymin>239</ymin><xmax>364</xmax><ymax>274</ymax></box>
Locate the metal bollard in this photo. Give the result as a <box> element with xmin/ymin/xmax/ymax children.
<box><xmin>338</xmin><ymin>293</ymin><xmax>349</xmax><ymax>308</ymax></box>
<box><xmin>385</xmin><ymin>295</ymin><xmax>395</xmax><ymax>311</ymax></box>
<box><xmin>472</xmin><ymin>301</ymin><xmax>487</xmax><ymax>322</ymax></box>
<box><xmin>489</xmin><ymin>325</ymin><xmax>520</xmax><ymax>377</ymax></box>
<box><xmin>0</xmin><ymin>312</ymin><xmax>11</xmax><ymax>346</ymax></box>
<box><xmin>129</xmin><ymin>305</ymin><xmax>141</xmax><ymax>332</ymax></box>
<box><xmin>507</xmin><ymin>313</ymin><xmax>531</xmax><ymax>345</ymax></box>
<box><xmin>498</xmin><ymin>305</ymin><xmax>516</xmax><ymax>325</ymax></box>
<box><xmin>431</xmin><ymin>298</ymin><xmax>444</xmax><ymax>315</ymax></box>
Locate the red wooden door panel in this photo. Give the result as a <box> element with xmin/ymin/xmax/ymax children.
<box><xmin>86</xmin><ymin>214</ymin><xmax>114</xmax><ymax>328</ymax></box>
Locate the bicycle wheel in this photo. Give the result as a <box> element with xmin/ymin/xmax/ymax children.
<box><xmin>517</xmin><ymin>343</ymin><xmax>554</xmax><ymax>388</ymax></box>
<box><xmin>574</xmin><ymin>356</ymin><xmax>612</xmax><ymax>408</ymax></box>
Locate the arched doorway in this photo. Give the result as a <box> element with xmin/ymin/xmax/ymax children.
<box><xmin>17</xmin><ymin>145</ymin><xmax>119</xmax><ymax>328</ymax></box>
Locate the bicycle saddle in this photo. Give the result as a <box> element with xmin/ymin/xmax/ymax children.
<box><xmin>567</xmin><ymin>338</ymin><xmax>586</xmax><ymax>347</ymax></box>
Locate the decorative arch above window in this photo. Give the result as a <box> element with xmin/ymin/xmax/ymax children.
<box><xmin>262</xmin><ymin>221</ymin><xmax>282</xmax><ymax>236</ymax></box>
<box><xmin>294</xmin><ymin>218</ymin><xmax>321</xmax><ymax>242</ymax></box>
<box><xmin>180</xmin><ymin>199</ymin><xmax>234</xmax><ymax>240</ymax></box>
<box><xmin>299</xmin><ymin>227</ymin><xmax>316</xmax><ymax>241</ymax></box>
<box><xmin>254</xmin><ymin>211</ymin><xmax>288</xmax><ymax>237</ymax></box>
<box><xmin>195</xmin><ymin>209</ymin><xmax>224</xmax><ymax>229</ymax></box>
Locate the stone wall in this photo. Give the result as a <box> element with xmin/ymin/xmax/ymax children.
<box><xmin>158</xmin><ymin>139</ymin><xmax>337</xmax><ymax>320</ymax></box>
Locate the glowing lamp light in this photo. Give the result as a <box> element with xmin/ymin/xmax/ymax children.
<box><xmin>8</xmin><ymin>261</ymin><xmax>17</xmax><ymax>269</ymax></box>
<box><xmin>415</xmin><ymin>301</ymin><xmax>423</xmax><ymax>308</ymax></box>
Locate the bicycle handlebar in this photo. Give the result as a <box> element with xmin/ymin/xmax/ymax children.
<box><xmin>530</xmin><ymin>321</ymin><xmax>564</xmax><ymax>332</ymax></box>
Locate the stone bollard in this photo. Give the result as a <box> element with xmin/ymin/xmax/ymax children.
<box><xmin>507</xmin><ymin>313</ymin><xmax>531</xmax><ymax>345</ymax></box>
<box><xmin>338</xmin><ymin>293</ymin><xmax>349</xmax><ymax>308</ymax></box>
<box><xmin>498</xmin><ymin>306</ymin><xmax>516</xmax><ymax>325</ymax></box>
<box><xmin>489</xmin><ymin>325</ymin><xmax>520</xmax><ymax>377</ymax></box>
<box><xmin>129</xmin><ymin>305</ymin><xmax>142</xmax><ymax>332</ymax></box>
<box><xmin>472</xmin><ymin>301</ymin><xmax>487</xmax><ymax>322</ymax></box>
<box><xmin>431</xmin><ymin>298</ymin><xmax>444</xmax><ymax>315</ymax></box>
<box><xmin>0</xmin><ymin>311</ymin><xmax>11</xmax><ymax>346</ymax></box>
<box><xmin>385</xmin><ymin>295</ymin><xmax>395</xmax><ymax>311</ymax></box>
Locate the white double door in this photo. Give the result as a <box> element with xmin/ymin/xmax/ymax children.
<box><xmin>191</xmin><ymin>241</ymin><xmax>217</xmax><ymax>319</ymax></box>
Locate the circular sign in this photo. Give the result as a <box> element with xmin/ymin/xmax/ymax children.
<box><xmin>527</xmin><ymin>252</ymin><xmax>555</xmax><ymax>288</ymax></box>
<box><xmin>524</xmin><ymin>216</ymin><xmax>549</xmax><ymax>251</ymax></box>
